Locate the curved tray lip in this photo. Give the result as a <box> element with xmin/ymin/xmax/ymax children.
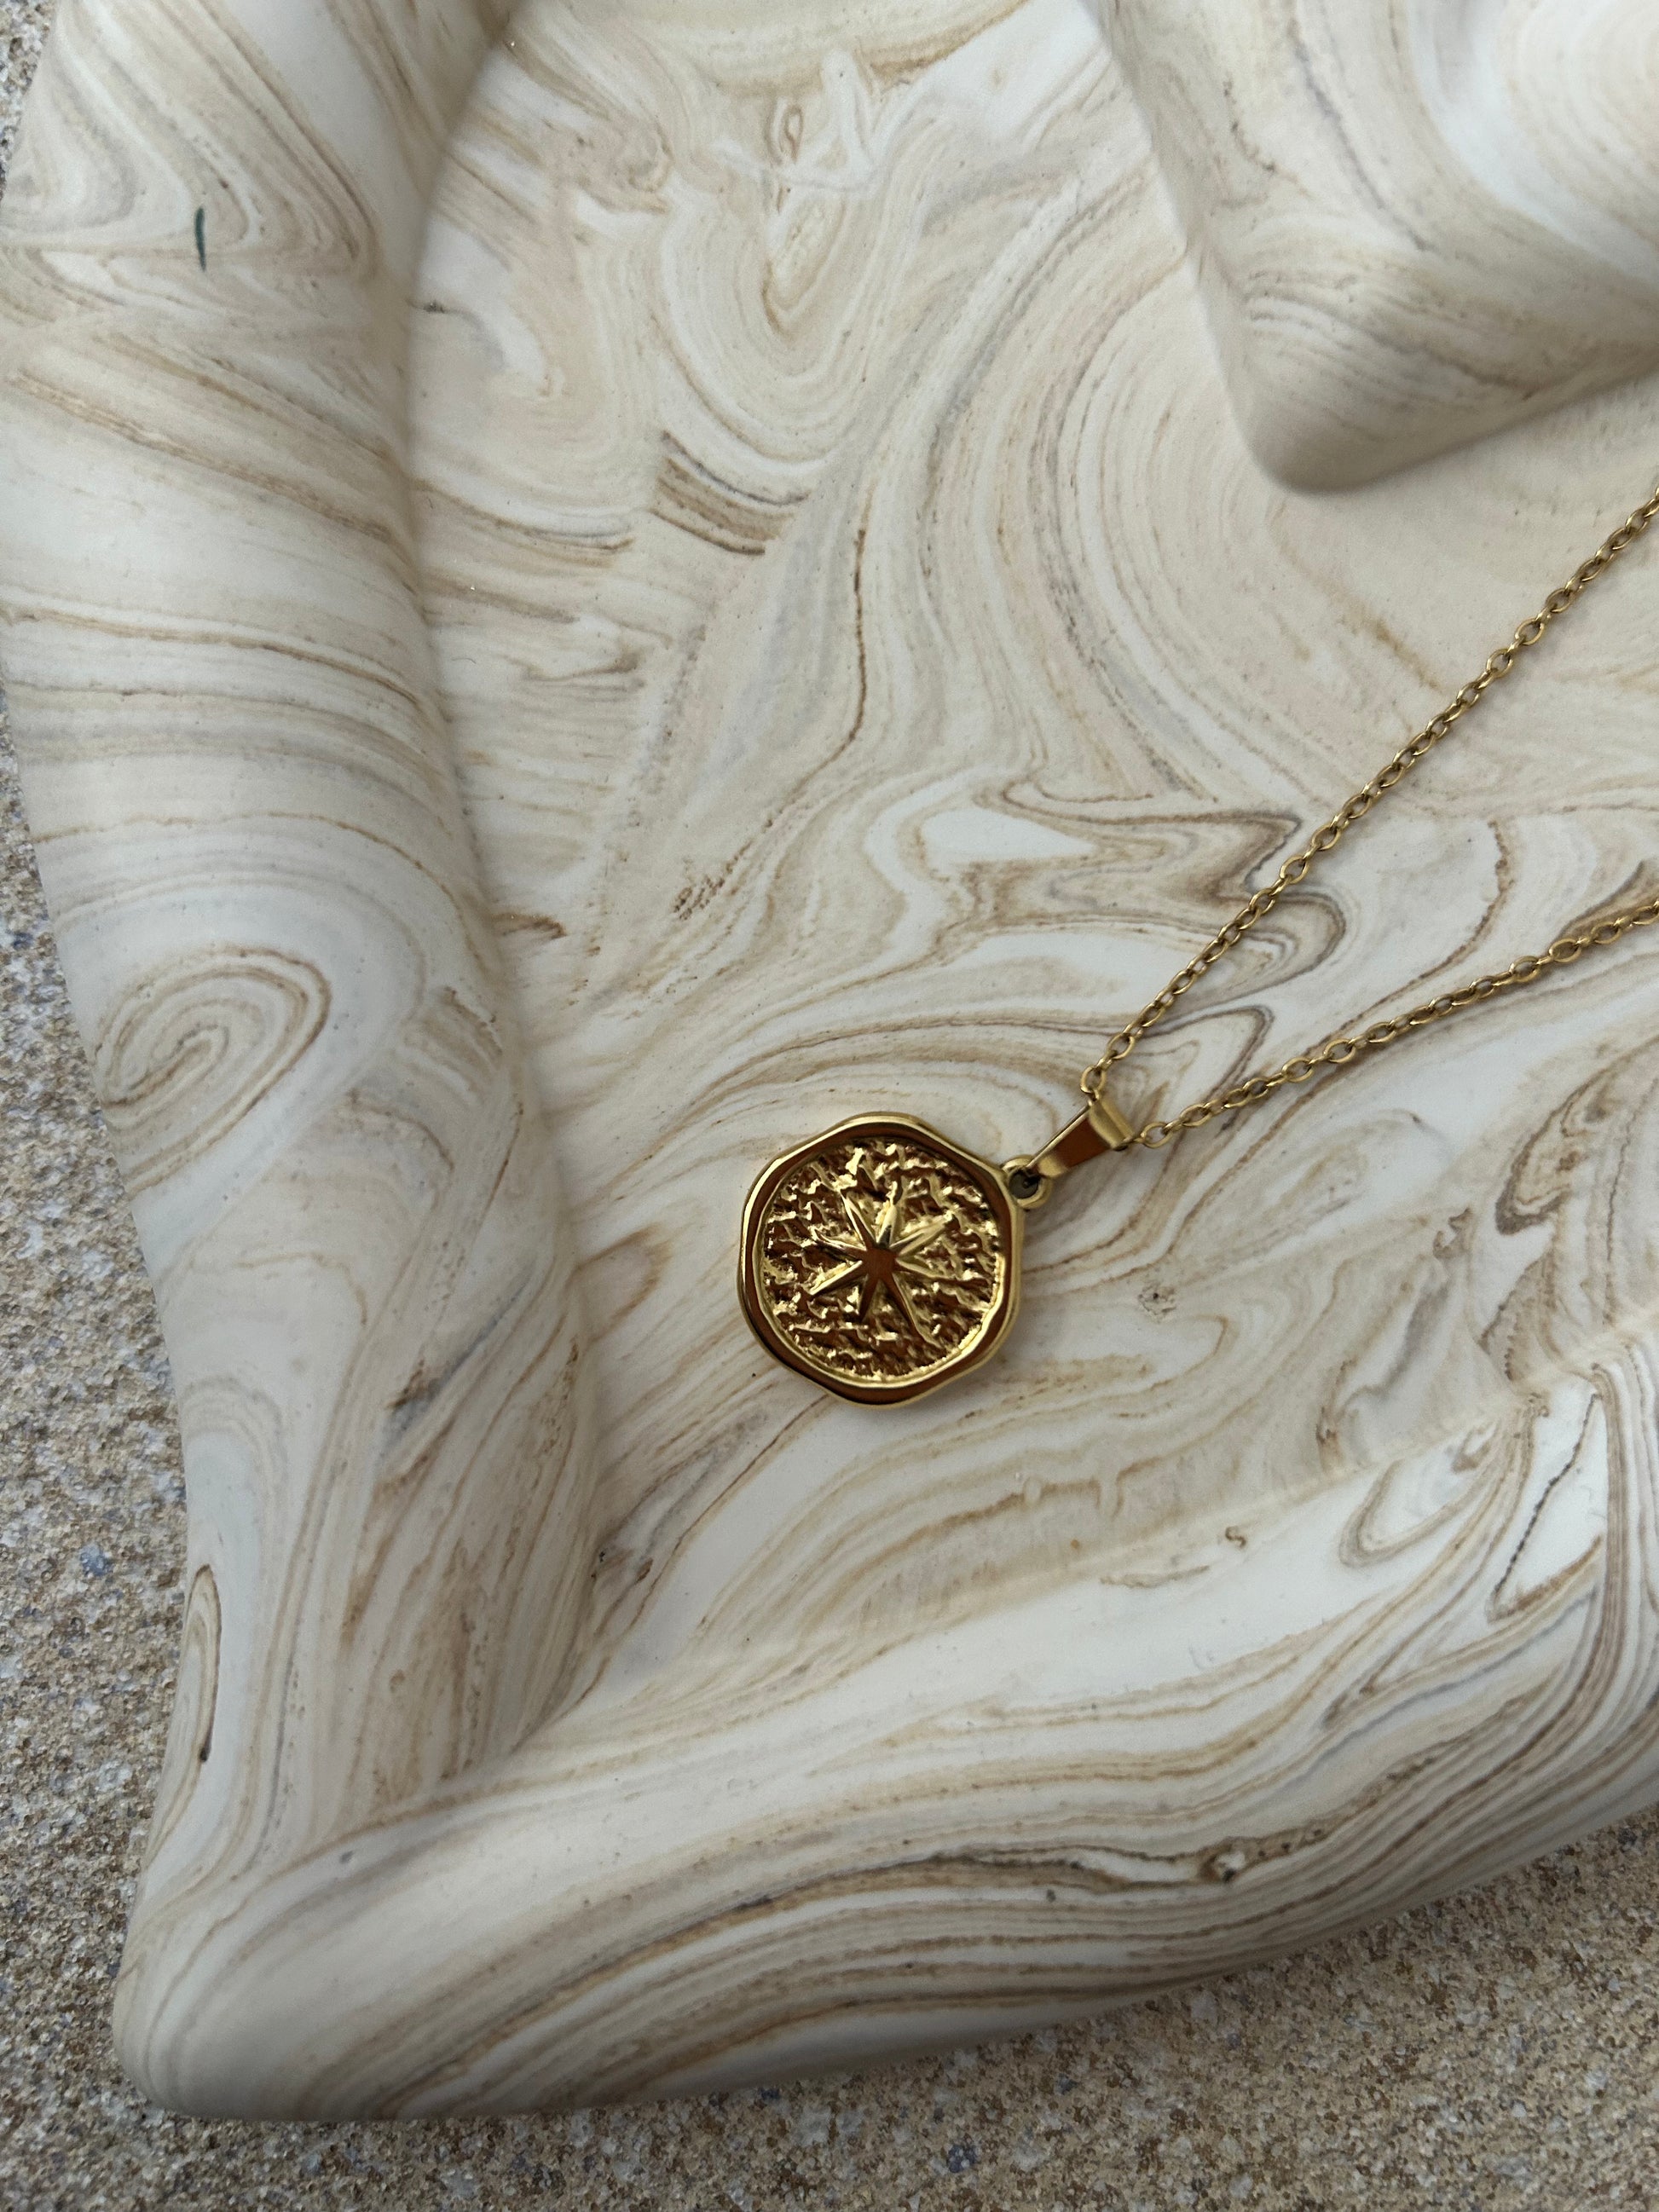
<box><xmin>2</xmin><ymin>0</ymin><xmax>1657</xmax><ymax>2124</ymax></box>
<box><xmin>737</xmin><ymin>1111</ymin><xmax>1024</xmax><ymax>1405</ymax></box>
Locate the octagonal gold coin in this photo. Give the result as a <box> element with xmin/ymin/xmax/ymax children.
<box><xmin>737</xmin><ymin>1114</ymin><xmax>1024</xmax><ymax>1405</ymax></box>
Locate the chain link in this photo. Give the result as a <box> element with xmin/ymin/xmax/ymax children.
<box><xmin>1080</xmin><ymin>476</ymin><xmax>1659</xmax><ymax>1148</ymax></box>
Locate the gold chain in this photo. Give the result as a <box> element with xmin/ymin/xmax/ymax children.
<box><xmin>1080</xmin><ymin>476</ymin><xmax>1659</xmax><ymax>1151</ymax></box>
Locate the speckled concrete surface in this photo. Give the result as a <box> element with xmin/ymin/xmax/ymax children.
<box><xmin>3</xmin><ymin>9</ymin><xmax>1658</xmax><ymax>2207</ymax></box>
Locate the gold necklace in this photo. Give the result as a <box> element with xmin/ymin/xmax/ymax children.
<box><xmin>737</xmin><ymin>478</ymin><xmax>1659</xmax><ymax>1406</ymax></box>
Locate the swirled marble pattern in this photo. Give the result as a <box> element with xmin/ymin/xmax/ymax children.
<box><xmin>1107</xmin><ymin>0</ymin><xmax>1659</xmax><ymax>484</ymax></box>
<box><xmin>2</xmin><ymin>0</ymin><xmax>1658</xmax><ymax>2120</ymax></box>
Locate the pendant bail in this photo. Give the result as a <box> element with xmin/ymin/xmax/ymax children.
<box><xmin>1005</xmin><ymin>1091</ymin><xmax>1136</xmax><ymax>1209</ymax></box>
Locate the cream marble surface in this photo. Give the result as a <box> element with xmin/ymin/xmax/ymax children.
<box><xmin>1</xmin><ymin>0</ymin><xmax>1657</xmax><ymax>2121</ymax></box>
<box><xmin>1109</xmin><ymin>0</ymin><xmax>1659</xmax><ymax>484</ymax></box>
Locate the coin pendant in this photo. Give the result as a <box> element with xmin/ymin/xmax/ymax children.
<box><xmin>737</xmin><ymin>1114</ymin><xmax>1023</xmax><ymax>1405</ymax></box>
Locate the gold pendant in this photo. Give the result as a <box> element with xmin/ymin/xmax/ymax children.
<box><xmin>737</xmin><ymin>1115</ymin><xmax>1022</xmax><ymax>1406</ymax></box>
<box><xmin>737</xmin><ymin>1097</ymin><xmax>1138</xmax><ymax>1404</ymax></box>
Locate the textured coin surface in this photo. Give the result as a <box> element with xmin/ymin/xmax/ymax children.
<box><xmin>738</xmin><ymin>1115</ymin><xmax>1022</xmax><ymax>1405</ymax></box>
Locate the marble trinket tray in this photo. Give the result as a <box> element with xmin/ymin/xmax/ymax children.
<box><xmin>3</xmin><ymin>0</ymin><xmax>1659</xmax><ymax>2118</ymax></box>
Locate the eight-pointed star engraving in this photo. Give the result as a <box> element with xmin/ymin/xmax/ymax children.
<box><xmin>807</xmin><ymin>1152</ymin><xmax>956</xmax><ymax>1343</ymax></box>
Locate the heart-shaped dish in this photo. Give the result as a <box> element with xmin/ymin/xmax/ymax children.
<box><xmin>3</xmin><ymin>0</ymin><xmax>1658</xmax><ymax>2118</ymax></box>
